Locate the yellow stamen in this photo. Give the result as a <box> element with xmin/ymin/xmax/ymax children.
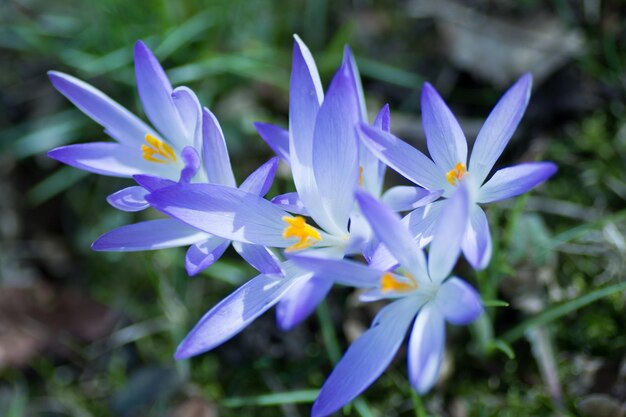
<box><xmin>141</xmin><ymin>134</ymin><xmax>177</xmax><ymax>164</ymax></box>
<box><xmin>445</xmin><ymin>162</ymin><xmax>467</xmax><ymax>186</ymax></box>
<box><xmin>380</xmin><ymin>272</ymin><xmax>418</xmax><ymax>293</ymax></box>
<box><xmin>282</xmin><ymin>216</ymin><xmax>322</xmax><ymax>252</ymax></box>
<box><xmin>358</xmin><ymin>166</ymin><xmax>364</xmax><ymax>187</ymax></box>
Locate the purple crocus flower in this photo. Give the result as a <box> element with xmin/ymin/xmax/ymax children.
<box><xmin>359</xmin><ymin>74</ymin><xmax>557</xmax><ymax>269</ymax></box>
<box><xmin>291</xmin><ymin>187</ymin><xmax>483</xmax><ymax>416</ymax></box>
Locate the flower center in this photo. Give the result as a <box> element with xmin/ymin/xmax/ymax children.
<box><xmin>282</xmin><ymin>216</ymin><xmax>322</xmax><ymax>252</ymax></box>
<box><xmin>141</xmin><ymin>134</ymin><xmax>177</xmax><ymax>164</ymax></box>
<box><xmin>445</xmin><ymin>162</ymin><xmax>467</xmax><ymax>186</ymax></box>
<box><xmin>380</xmin><ymin>272</ymin><xmax>418</xmax><ymax>293</ymax></box>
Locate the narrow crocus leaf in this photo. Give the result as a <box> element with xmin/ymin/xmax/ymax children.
<box><xmin>469</xmin><ymin>73</ymin><xmax>533</xmax><ymax>185</ymax></box>
<box><xmin>232</xmin><ymin>241</ymin><xmax>283</xmax><ymax>275</ymax></box>
<box><xmin>172</xmin><ymin>86</ymin><xmax>202</xmax><ymax>150</ymax></box>
<box><xmin>92</xmin><ymin>219</ymin><xmax>206</xmax><ymax>251</ymax></box>
<box><xmin>106</xmin><ymin>186</ymin><xmax>149</xmax><ymax>212</ymax></box>
<box><xmin>477</xmin><ymin>162</ymin><xmax>557</xmax><ymax>204</ymax></box>
<box><xmin>359</xmin><ymin>124</ymin><xmax>446</xmax><ymax>191</ymax></box>
<box><xmin>48</xmin><ymin>142</ymin><xmax>173</xmax><ymax>178</ymax></box>
<box><xmin>462</xmin><ymin>205</ymin><xmax>492</xmax><ymax>270</ymax></box>
<box><xmin>381</xmin><ymin>186</ymin><xmax>443</xmax><ymax>211</ymax></box>
<box><xmin>311</xmin><ymin>59</ymin><xmax>361</xmax><ymax>234</ymax></box>
<box><xmin>271</xmin><ymin>192</ymin><xmax>309</xmax><ymax>216</ymax></box>
<box><xmin>175</xmin><ymin>272</ymin><xmax>299</xmax><ymax>358</ymax></box>
<box><xmin>356</xmin><ymin>191</ymin><xmax>429</xmax><ymax>280</ymax></box>
<box><xmin>421</xmin><ymin>82</ymin><xmax>468</xmax><ymax>171</ymax></box>
<box><xmin>146</xmin><ymin>183</ymin><xmax>290</xmax><ymax>247</ymax></box>
<box><xmin>254</xmin><ymin>122</ymin><xmax>291</xmax><ymax>165</ymax></box>
<box><xmin>201</xmin><ymin>108</ymin><xmax>237</xmax><ymax>187</ymax></box>
<box><xmin>290</xmin><ymin>255</ymin><xmax>382</xmax><ymax>287</ymax></box>
<box><xmin>408</xmin><ymin>303</ymin><xmax>445</xmax><ymax>394</ymax></box>
<box><xmin>276</xmin><ymin>275</ymin><xmax>332</xmax><ymax>331</ymax></box>
<box><xmin>312</xmin><ymin>298</ymin><xmax>420</xmax><ymax>417</ymax></box>
<box><xmin>238</xmin><ymin>157</ymin><xmax>279</xmax><ymax>197</ymax></box>
<box><xmin>185</xmin><ymin>236</ymin><xmax>231</xmax><ymax>276</ymax></box>
<box><xmin>436</xmin><ymin>277</ymin><xmax>483</xmax><ymax>325</ymax></box>
<box><xmin>134</xmin><ymin>40</ymin><xmax>187</xmax><ymax>148</ymax></box>
<box><xmin>47</xmin><ymin>71</ymin><xmax>155</xmax><ymax>147</ymax></box>
<box><xmin>427</xmin><ymin>183</ymin><xmax>469</xmax><ymax>283</ymax></box>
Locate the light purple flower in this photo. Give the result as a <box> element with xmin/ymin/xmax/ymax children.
<box><xmin>291</xmin><ymin>187</ymin><xmax>483</xmax><ymax>416</ymax></box>
<box><xmin>359</xmin><ymin>74</ymin><xmax>557</xmax><ymax>269</ymax></box>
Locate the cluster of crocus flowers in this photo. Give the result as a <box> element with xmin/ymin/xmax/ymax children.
<box><xmin>48</xmin><ymin>36</ymin><xmax>556</xmax><ymax>415</ymax></box>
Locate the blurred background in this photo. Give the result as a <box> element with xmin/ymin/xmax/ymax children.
<box><xmin>1</xmin><ymin>0</ymin><xmax>626</xmax><ymax>416</ymax></box>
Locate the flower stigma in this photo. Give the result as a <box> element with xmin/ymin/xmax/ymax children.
<box><xmin>358</xmin><ymin>166</ymin><xmax>364</xmax><ymax>187</ymax></box>
<box><xmin>445</xmin><ymin>162</ymin><xmax>467</xmax><ymax>186</ymax></box>
<box><xmin>141</xmin><ymin>134</ymin><xmax>177</xmax><ymax>164</ymax></box>
<box><xmin>282</xmin><ymin>216</ymin><xmax>322</xmax><ymax>252</ymax></box>
<box><xmin>380</xmin><ymin>272</ymin><xmax>418</xmax><ymax>293</ymax></box>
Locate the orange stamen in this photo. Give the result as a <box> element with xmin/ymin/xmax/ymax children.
<box><xmin>445</xmin><ymin>162</ymin><xmax>467</xmax><ymax>186</ymax></box>
<box><xmin>141</xmin><ymin>134</ymin><xmax>177</xmax><ymax>164</ymax></box>
<box><xmin>282</xmin><ymin>216</ymin><xmax>322</xmax><ymax>252</ymax></box>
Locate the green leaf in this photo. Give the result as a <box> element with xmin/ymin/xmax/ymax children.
<box><xmin>222</xmin><ymin>389</ymin><xmax>320</xmax><ymax>407</ymax></box>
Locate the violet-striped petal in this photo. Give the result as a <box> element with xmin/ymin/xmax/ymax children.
<box><xmin>232</xmin><ymin>241</ymin><xmax>283</xmax><ymax>275</ymax></box>
<box><xmin>179</xmin><ymin>146</ymin><xmax>201</xmax><ymax>183</ymax></box>
<box><xmin>367</xmin><ymin>243</ymin><xmax>399</xmax><ymax>272</ymax></box>
<box><xmin>356</xmin><ymin>191</ymin><xmax>428</xmax><ymax>280</ymax></box>
<box><xmin>175</xmin><ymin>271</ymin><xmax>299</xmax><ymax>358</ymax></box>
<box><xmin>312</xmin><ymin>297</ymin><xmax>420</xmax><ymax>417</ymax></box>
<box><xmin>382</xmin><ymin>186</ymin><xmax>443</xmax><ymax>211</ymax></box>
<box><xmin>462</xmin><ymin>205</ymin><xmax>492</xmax><ymax>270</ymax></box>
<box><xmin>469</xmin><ymin>74</ymin><xmax>533</xmax><ymax>185</ymax></box>
<box><xmin>47</xmin><ymin>71</ymin><xmax>155</xmax><ymax>147</ymax></box>
<box><xmin>146</xmin><ymin>184</ymin><xmax>290</xmax><ymax>247</ymax></box>
<box><xmin>201</xmin><ymin>108</ymin><xmax>237</xmax><ymax>187</ymax></box>
<box><xmin>254</xmin><ymin>122</ymin><xmax>291</xmax><ymax>165</ymax></box>
<box><xmin>436</xmin><ymin>277</ymin><xmax>483</xmax><ymax>325</ymax></box>
<box><xmin>48</xmin><ymin>142</ymin><xmax>174</xmax><ymax>178</ymax></box>
<box><xmin>134</xmin><ymin>41</ymin><xmax>187</xmax><ymax>149</ymax></box>
<box><xmin>271</xmin><ymin>192</ymin><xmax>309</xmax><ymax>216</ymax></box>
<box><xmin>276</xmin><ymin>275</ymin><xmax>332</xmax><ymax>331</ymax></box>
<box><xmin>106</xmin><ymin>186</ymin><xmax>149</xmax><ymax>212</ymax></box>
<box><xmin>238</xmin><ymin>157</ymin><xmax>279</xmax><ymax>197</ymax></box>
<box><xmin>404</xmin><ymin>200</ymin><xmax>446</xmax><ymax>248</ymax></box>
<box><xmin>428</xmin><ymin>184</ymin><xmax>469</xmax><ymax>283</ymax></box>
<box><xmin>477</xmin><ymin>162</ymin><xmax>557</xmax><ymax>204</ymax></box>
<box><xmin>133</xmin><ymin>174</ymin><xmax>176</xmax><ymax>191</ymax></box>
<box><xmin>408</xmin><ymin>303</ymin><xmax>445</xmax><ymax>394</ymax></box>
<box><xmin>185</xmin><ymin>236</ymin><xmax>231</xmax><ymax>276</ymax></box>
<box><xmin>172</xmin><ymin>86</ymin><xmax>202</xmax><ymax>150</ymax></box>
<box><xmin>311</xmin><ymin>58</ymin><xmax>361</xmax><ymax>234</ymax></box>
<box><xmin>91</xmin><ymin>219</ymin><xmax>206</xmax><ymax>251</ymax></box>
<box><xmin>289</xmin><ymin>255</ymin><xmax>382</xmax><ymax>287</ymax></box>
<box><xmin>421</xmin><ymin>82</ymin><xmax>468</xmax><ymax>171</ymax></box>
<box><xmin>359</xmin><ymin>124</ymin><xmax>446</xmax><ymax>191</ymax></box>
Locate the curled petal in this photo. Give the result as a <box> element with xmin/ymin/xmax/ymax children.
<box><xmin>185</xmin><ymin>237</ymin><xmax>231</xmax><ymax>276</ymax></box>
<box><xmin>107</xmin><ymin>186</ymin><xmax>149</xmax><ymax>212</ymax></box>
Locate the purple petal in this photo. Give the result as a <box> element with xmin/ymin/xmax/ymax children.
<box><xmin>133</xmin><ymin>174</ymin><xmax>176</xmax><ymax>191</ymax></box>
<box><xmin>462</xmin><ymin>205</ymin><xmax>492</xmax><ymax>270</ymax></box>
<box><xmin>477</xmin><ymin>162</ymin><xmax>557</xmax><ymax>203</ymax></box>
<box><xmin>47</xmin><ymin>71</ymin><xmax>155</xmax><ymax>147</ymax></box>
<box><xmin>276</xmin><ymin>275</ymin><xmax>332</xmax><ymax>331</ymax></box>
<box><xmin>421</xmin><ymin>83</ymin><xmax>468</xmax><ymax>171</ymax></box>
<box><xmin>427</xmin><ymin>184</ymin><xmax>469</xmax><ymax>283</ymax></box>
<box><xmin>311</xmin><ymin>58</ymin><xmax>361</xmax><ymax>234</ymax></box>
<box><xmin>238</xmin><ymin>157</ymin><xmax>279</xmax><ymax>197</ymax></box>
<box><xmin>367</xmin><ymin>243</ymin><xmax>399</xmax><ymax>272</ymax></box>
<box><xmin>356</xmin><ymin>191</ymin><xmax>428</xmax><ymax>280</ymax></box>
<box><xmin>469</xmin><ymin>74</ymin><xmax>533</xmax><ymax>185</ymax></box>
<box><xmin>106</xmin><ymin>186</ymin><xmax>149</xmax><ymax>212</ymax></box>
<box><xmin>408</xmin><ymin>303</ymin><xmax>445</xmax><ymax>394</ymax></box>
<box><xmin>271</xmin><ymin>192</ymin><xmax>309</xmax><ymax>216</ymax></box>
<box><xmin>381</xmin><ymin>186</ymin><xmax>443</xmax><ymax>211</ymax></box>
<box><xmin>404</xmin><ymin>200</ymin><xmax>446</xmax><ymax>248</ymax></box>
<box><xmin>374</xmin><ymin>103</ymin><xmax>391</xmax><ymax>132</ymax></box>
<box><xmin>359</xmin><ymin>124</ymin><xmax>446</xmax><ymax>191</ymax></box>
<box><xmin>289</xmin><ymin>255</ymin><xmax>382</xmax><ymax>287</ymax></box>
<box><xmin>172</xmin><ymin>86</ymin><xmax>202</xmax><ymax>150</ymax></box>
<box><xmin>185</xmin><ymin>236</ymin><xmax>231</xmax><ymax>276</ymax></box>
<box><xmin>179</xmin><ymin>146</ymin><xmax>201</xmax><ymax>183</ymax></box>
<box><xmin>436</xmin><ymin>277</ymin><xmax>483</xmax><ymax>325</ymax></box>
<box><xmin>175</xmin><ymin>272</ymin><xmax>298</xmax><ymax>358</ymax></box>
<box><xmin>48</xmin><ymin>142</ymin><xmax>175</xmax><ymax>178</ymax></box>
<box><xmin>201</xmin><ymin>108</ymin><xmax>237</xmax><ymax>187</ymax></box>
<box><xmin>254</xmin><ymin>122</ymin><xmax>291</xmax><ymax>164</ymax></box>
<box><xmin>134</xmin><ymin>40</ymin><xmax>187</xmax><ymax>148</ymax></box>
<box><xmin>92</xmin><ymin>219</ymin><xmax>206</xmax><ymax>251</ymax></box>
<box><xmin>146</xmin><ymin>183</ymin><xmax>290</xmax><ymax>247</ymax></box>
<box><xmin>232</xmin><ymin>241</ymin><xmax>283</xmax><ymax>275</ymax></box>
<box><xmin>312</xmin><ymin>298</ymin><xmax>419</xmax><ymax>417</ymax></box>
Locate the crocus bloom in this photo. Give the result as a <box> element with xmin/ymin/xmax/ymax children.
<box><xmin>359</xmin><ymin>74</ymin><xmax>557</xmax><ymax>269</ymax></box>
<box><xmin>291</xmin><ymin>187</ymin><xmax>483</xmax><ymax>416</ymax></box>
